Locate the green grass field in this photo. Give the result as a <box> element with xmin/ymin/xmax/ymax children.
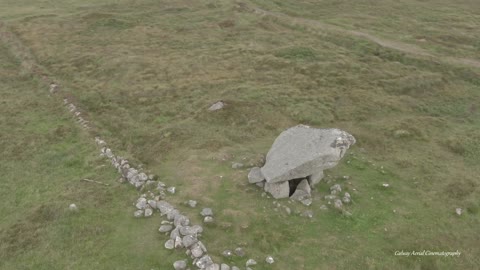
<box><xmin>1</xmin><ymin>0</ymin><xmax>479</xmax><ymax>269</ymax></box>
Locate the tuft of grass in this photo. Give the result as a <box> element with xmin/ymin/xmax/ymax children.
<box><xmin>274</xmin><ymin>47</ymin><xmax>317</xmax><ymax>61</ymax></box>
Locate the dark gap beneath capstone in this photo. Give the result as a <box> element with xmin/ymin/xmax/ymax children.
<box><xmin>288</xmin><ymin>178</ymin><xmax>305</xmax><ymax>196</ymax></box>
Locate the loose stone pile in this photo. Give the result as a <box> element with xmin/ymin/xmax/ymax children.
<box><xmin>248</xmin><ymin>125</ymin><xmax>356</xmax><ymax>203</ymax></box>
<box><xmin>324</xmin><ymin>183</ymin><xmax>352</xmax><ymax>213</ymax></box>
<box><xmin>95</xmin><ymin>137</ymin><xmax>224</xmax><ymax>269</ymax></box>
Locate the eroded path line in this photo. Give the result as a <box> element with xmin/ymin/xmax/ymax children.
<box><xmin>250</xmin><ymin>5</ymin><xmax>480</xmax><ymax>69</ymax></box>
<box><xmin>0</xmin><ymin>21</ymin><xmax>219</xmax><ymax>270</ymax></box>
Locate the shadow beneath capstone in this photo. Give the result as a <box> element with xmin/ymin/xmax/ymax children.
<box><xmin>288</xmin><ymin>178</ymin><xmax>306</xmax><ymax>196</ymax></box>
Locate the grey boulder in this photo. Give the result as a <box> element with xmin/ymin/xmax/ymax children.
<box><xmin>308</xmin><ymin>170</ymin><xmax>324</xmax><ymax>187</ymax></box>
<box><xmin>195</xmin><ymin>255</ymin><xmax>214</xmax><ymax>268</ymax></box>
<box><xmin>135</xmin><ymin>198</ymin><xmax>147</xmax><ymax>209</ymax></box>
<box><xmin>173</xmin><ymin>260</ymin><xmax>187</xmax><ymax>270</ymax></box>
<box><xmin>264</xmin><ymin>181</ymin><xmax>290</xmax><ymax>199</ymax></box>
<box><xmin>290</xmin><ymin>179</ymin><xmax>311</xmax><ymax>202</ymax></box>
<box><xmin>261</xmin><ymin>125</ymin><xmax>355</xmax><ymax>184</ymax></box>
<box><xmin>144</xmin><ymin>208</ymin><xmax>153</xmax><ymax>217</ymax></box>
<box><xmin>159</xmin><ymin>224</ymin><xmax>173</xmax><ymax>233</ymax></box>
<box><xmin>190</xmin><ymin>243</ymin><xmax>204</xmax><ymax>258</ymax></box>
<box><xmin>248</xmin><ymin>167</ymin><xmax>265</xmax><ymax>183</ymax></box>
<box><xmin>164</xmin><ymin>239</ymin><xmax>174</xmax><ymax>249</ymax></box>
<box><xmin>182</xmin><ymin>235</ymin><xmax>197</xmax><ymax>248</ymax></box>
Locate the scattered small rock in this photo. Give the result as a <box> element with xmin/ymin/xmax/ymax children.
<box><xmin>208</xmin><ymin>101</ymin><xmax>225</xmax><ymax>111</ymax></box>
<box><xmin>200</xmin><ymin>208</ymin><xmax>214</xmax><ymax>217</ymax></box>
<box><xmin>334</xmin><ymin>199</ymin><xmax>343</xmax><ymax>210</ymax></box>
<box><xmin>69</xmin><ymin>203</ymin><xmax>78</xmax><ymax>211</ymax></box>
<box><xmin>220</xmin><ymin>263</ymin><xmax>230</xmax><ymax>270</ymax></box>
<box><xmin>133</xmin><ymin>210</ymin><xmax>144</xmax><ymax>218</ymax></box>
<box><xmin>173</xmin><ymin>260</ymin><xmax>187</xmax><ymax>270</ymax></box>
<box><xmin>382</xmin><ymin>183</ymin><xmax>390</xmax><ymax>188</ymax></box>
<box><xmin>234</xmin><ymin>247</ymin><xmax>245</xmax><ymax>257</ymax></box>
<box><xmin>246</xmin><ymin>259</ymin><xmax>257</xmax><ymax>267</ymax></box>
<box><xmin>455</xmin><ymin>208</ymin><xmax>462</xmax><ymax>216</ymax></box>
<box><xmin>187</xmin><ymin>200</ymin><xmax>197</xmax><ymax>208</ymax></box>
<box><xmin>302</xmin><ymin>210</ymin><xmax>314</xmax><ymax>218</ymax></box>
<box><xmin>330</xmin><ymin>184</ymin><xmax>342</xmax><ymax>195</ymax></box>
<box><xmin>266</xmin><ymin>256</ymin><xmax>274</xmax><ymax>264</ymax></box>
<box><xmin>324</xmin><ymin>195</ymin><xmax>337</xmax><ymax>201</ymax></box>
<box><xmin>204</xmin><ymin>216</ymin><xmax>214</xmax><ymax>223</ymax></box>
<box><xmin>222</xmin><ymin>250</ymin><xmax>233</xmax><ymax>257</ymax></box>
<box><xmin>167</xmin><ymin>186</ymin><xmax>176</xmax><ymax>194</ymax></box>
<box><xmin>301</xmin><ymin>198</ymin><xmax>312</xmax><ymax>206</ymax></box>
<box><xmin>319</xmin><ymin>205</ymin><xmax>328</xmax><ymax>210</ymax></box>
<box><xmin>342</xmin><ymin>192</ymin><xmax>351</xmax><ymax>204</ymax></box>
<box><xmin>232</xmin><ymin>162</ymin><xmax>244</xmax><ymax>169</ymax></box>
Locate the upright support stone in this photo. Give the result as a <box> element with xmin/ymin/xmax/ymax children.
<box><xmin>264</xmin><ymin>181</ymin><xmax>290</xmax><ymax>199</ymax></box>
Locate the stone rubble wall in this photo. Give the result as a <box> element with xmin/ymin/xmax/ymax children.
<box><xmin>0</xmin><ymin>22</ymin><xmax>220</xmax><ymax>270</ymax></box>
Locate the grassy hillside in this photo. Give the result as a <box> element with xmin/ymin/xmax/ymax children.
<box><xmin>1</xmin><ymin>0</ymin><xmax>479</xmax><ymax>269</ymax></box>
<box><xmin>0</xmin><ymin>44</ymin><xmax>179</xmax><ymax>270</ymax></box>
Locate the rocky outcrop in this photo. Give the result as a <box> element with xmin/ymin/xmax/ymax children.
<box><xmin>250</xmin><ymin>125</ymin><xmax>355</xmax><ymax>199</ymax></box>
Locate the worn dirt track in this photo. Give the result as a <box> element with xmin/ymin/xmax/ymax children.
<box><xmin>252</xmin><ymin>6</ymin><xmax>480</xmax><ymax>69</ymax></box>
